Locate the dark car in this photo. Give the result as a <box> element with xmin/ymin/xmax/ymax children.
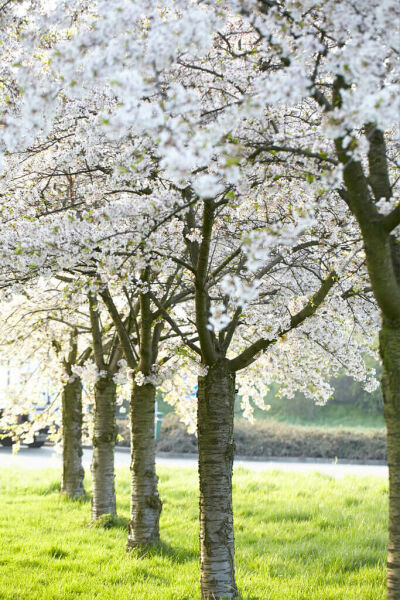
<box><xmin>0</xmin><ymin>408</ymin><xmax>49</xmax><ymax>448</ymax></box>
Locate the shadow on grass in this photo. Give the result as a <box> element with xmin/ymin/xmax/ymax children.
<box><xmin>128</xmin><ymin>540</ymin><xmax>198</xmax><ymax>564</ymax></box>
<box><xmin>33</xmin><ymin>481</ymin><xmax>61</xmax><ymax>495</ymax></box>
<box><xmin>90</xmin><ymin>514</ymin><xmax>129</xmax><ymax>530</ymax></box>
<box><xmin>47</xmin><ymin>546</ymin><xmax>69</xmax><ymax>559</ymax></box>
<box><xmin>337</xmin><ymin>555</ymin><xmax>385</xmax><ymax>573</ymax></box>
<box><xmin>60</xmin><ymin>491</ymin><xmax>91</xmax><ymax>504</ymax></box>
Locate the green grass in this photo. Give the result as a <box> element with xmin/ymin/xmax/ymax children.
<box><xmin>243</xmin><ymin>398</ymin><xmax>384</xmax><ymax>430</ymax></box>
<box><xmin>161</xmin><ymin>393</ymin><xmax>386</xmax><ymax>430</ymax></box>
<box><xmin>263</xmin><ymin>403</ymin><xmax>385</xmax><ymax>430</ymax></box>
<box><xmin>0</xmin><ymin>467</ymin><xmax>387</xmax><ymax>599</ymax></box>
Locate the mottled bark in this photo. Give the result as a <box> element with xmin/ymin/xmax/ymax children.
<box><xmin>100</xmin><ymin>283</ymin><xmax>163</xmax><ymax>550</ymax></box>
<box><xmin>91</xmin><ymin>376</ymin><xmax>117</xmax><ymax>520</ymax></box>
<box><xmin>380</xmin><ymin>322</ymin><xmax>400</xmax><ymax>600</ymax></box>
<box><xmin>61</xmin><ymin>377</ymin><xmax>85</xmax><ymax>498</ymax></box>
<box><xmin>127</xmin><ymin>380</ymin><xmax>162</xmax><ymax>549</ymax></box>
<box><xmin>197</xmin><ymin>361</ymin><xmax>238</xmax><ymax>600</ymax></box>
<box><xmin>333</xmin><ymin>114</ymin><xmax>400</xmax><ymax>599</ymax></box>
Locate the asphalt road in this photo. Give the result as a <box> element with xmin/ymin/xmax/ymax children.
<box><xmin>0</xmin><ymin>445</ymin><xmax>388</xmax><ymax>478</ymax></box>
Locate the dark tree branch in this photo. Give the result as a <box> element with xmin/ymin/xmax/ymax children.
<box><xmin>148</xmin><ymin>291</ymin><xmax>201</xmax><ymax>356</ymax></box>
<box><xmin>366</xmin><ymin>125</ymin><xmax>392</xmax><ymax>201</ymax></box>
<box><xmin>99</xmin><ymin>286</ymin><xmax>137</xmax><ymax>369</ymax></box>
<box><xmin>195</xmin><ymin>199</ymin><xmax>218</xmax><ymax>364</ymax></box>
<box><xmin>88</xmin><ymin>293</ymin><xmax>106</xmax><ymax>370</ymax></box>
<box><xmin>382</xmin><ymin>205</ymin><xmax>400</xmax><ymax>233</ymax></box>
<box><xmin>229</xmin><ymin>270</ymin><xmax>337</xmax><ymax>372</ymax></box>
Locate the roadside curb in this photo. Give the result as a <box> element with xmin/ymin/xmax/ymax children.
<box><xmin>110</xmin><ymin>448</ymin><xmax>387</xmax><ymax>467</ymax></box>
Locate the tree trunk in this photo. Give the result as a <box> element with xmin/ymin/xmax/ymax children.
<box><xmin>61</xmin><ymin>376</ymin><xmax>85</xmax><ymax>498</ymax></box>
<box><xmin>91</xmin><ymin>376</ymin><xmax>117</xmax><ymax>520</ymax></box>
<box><xmin>197</xmin><ymin>361</ymin><xmax>238</xmax><ymax>600</ymax></box>
<box><xmin>381</xmin><ymin>322</ymin><xmax>400</xmax><ymax>600</ymax></box>
<box><xmin>127</xmin><ymin>380</ymin><xmax>162</xmax><ymax>550</ymax></box>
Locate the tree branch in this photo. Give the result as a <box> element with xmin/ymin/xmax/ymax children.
<box><xmin>229</xmin><ymin>270</ymin><xmax>337</xmax><ymax>372</ymax></box>
<box><xmin>148</xmin><ymin>291</ymin><xmax>201</xmax><ymax>356</ymax></box>
<box><xmin>382</xmin><ymin>205</ymin><xmax>400</xmax><ymax>233</ymax></box>
<box><xmin>366</xmin><ymin>125</ymin><xmax>392</xmax><ymax>201</ymax></box>
<box><xmin>88</xmin><ymin>293</ymin><xmax>106</xmax><ymax>371</ymax></box>
<box><xmin>99</xmin><ymin>286</ymin><xmax>137</xmax><ymax>369</ymax></box>
<box><xmin>194</xmin><ymin>199</ymin><xmax>218</xmax><ymax>364</ymax></box>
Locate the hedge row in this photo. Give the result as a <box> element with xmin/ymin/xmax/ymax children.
<box><xmin>117</xmin><ymin>413</ymin><xmax>387</xmax><ymax>461</ymax></box>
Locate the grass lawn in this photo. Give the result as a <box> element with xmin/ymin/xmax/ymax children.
<box><xmin>0</xmin><ymin>467</ymin><xmax>387</xmax><ymax>599</ymax></box>
<box><xmin>160</xmin><ymin>395</ymin><xmax>386</xmax><ymax>430</ymax></box>
<box><xmin>262</xmin><ymin>404</ymin><xmax>385</xmax><ymax>430</ymax></box>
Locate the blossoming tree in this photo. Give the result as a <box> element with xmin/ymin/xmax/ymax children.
<box><xmin>0</xmin><ymin>1</ymin><xmax>396</xmax><ymax>597</ymax></box>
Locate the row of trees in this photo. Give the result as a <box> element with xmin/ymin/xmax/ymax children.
<box><xmin>0</xmin><ymin>1</ymin><xmax>398</xmax><ymax>598</ymax></box>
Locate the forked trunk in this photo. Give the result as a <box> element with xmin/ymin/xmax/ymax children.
<box><xmin>127</xmin><ymin>381</ymin><xmax>162</xmax><ymax>550</ymax></box>
<box><xmin>61</xmin><ymin>376</ymin><xmax>85</xmax><ymax>498</ymax></box>
<box><xmin>197</xmin><ymin>361</ymin><xmax>238</xmax><ymax>600</ymax></box>
<box><xmin>381</xmin><ymin>322</ymin><xmax>400</xmax><ymax>600</ymax></box>
<box><xmin>91</xmin><ymin>376</ymin><xmax>117</xmax><ymax>519</ymax></box>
